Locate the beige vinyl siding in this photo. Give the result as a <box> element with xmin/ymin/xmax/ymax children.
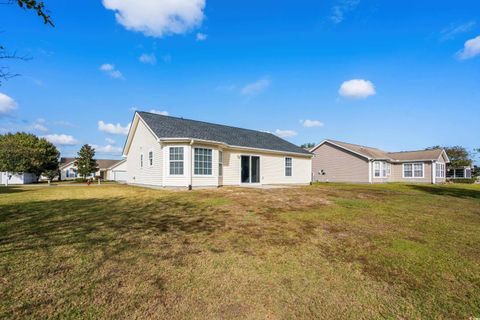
<box><xmin>192</xmin><ymin>144</ymin><xmax>219</xmax><ymax>187</ymax></box>
<box><xmin>222</xmin><ymin>149</ymin><xmax>311</xmax><ymax>186</ymax></box>
<box><xmin>126</xmin><ymin>119</ymin><xmax>163</xmax><ymax>186</ymax></box>
<box><xmin>391</xmin><ymin>162</ymin><xmax>433</xmax><ymax>183</ymax></box>
<box><xmin>311</xmin><ymin>143</ymin><xmax>369</xmax><ymax>183</ymax></box>
<box><xmin>434</xmin><ymin>154</ymin><xmax>447</xmax><ymax>183</ymax></box>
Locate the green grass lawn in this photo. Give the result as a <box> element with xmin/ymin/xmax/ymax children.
<box><xmin>1</xmin><ymin>183</ymin><xmax>479</xmax><ymax>319</ymax></box>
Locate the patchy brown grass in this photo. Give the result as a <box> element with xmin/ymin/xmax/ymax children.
<box><xmin>0</xmin><ymin>183</ymin><xmax>479</xmax><ymax>319</ymax></box>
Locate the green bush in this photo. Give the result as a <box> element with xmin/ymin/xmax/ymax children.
<box><xmin>447</xmin><ymin>178</ymin><xmax>476</xmax><ymax>184</ymax></box>
<box><xmin>74</xmin><ymin>178</ymin><xmax>88</xmax><ymax>183</ymax></box>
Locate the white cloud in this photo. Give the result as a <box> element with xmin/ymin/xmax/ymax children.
<box><xmin>339</xmin><ymin>79</ymin><xmax>376</xmax><ymax>99</ymax></box>
<box><xmin>99</xmin><ymin>63</ymin><xmax>124</xmax><ymax>79</ymax></box>
<box><xmin>33</xmin><ymin>118</ymin><xmax>48</xmax><ymax>132</ymax></box>
<box><xmin>44</xmin><ymin>134</ymin><xmax>78</xmax><ymax>146</ymax></box>
<box><xmin>275</xmin><ymin>129</ymin><xmax>297</xmax><ymax>138</ymax></box>
<box><xmin>139</xmin><ymin>53</ymin><xmax>157</xmax><ymax>65</ymax></box>
<box><xmin>105</xmin><ymin>137</ymin><xmax>116</xmax><ymax>144</ymax></box>
<box><xmin>149</xmin><ymin>109</ymin><xmax>169</xmax><ymax>116</ymax></box>
<box><xmin>129</xmin><ymin>107</ymin><xmax>138</xmax><ymax>112</ymax></box>
<box><xmin>441</xmin><ymin>21</ymin><xmax>476</xmax><ymax>41</ymax></box>
<box><xmin>102</xmin><ymin>0</ymin><xmax>206</xmax><ymax>38</ymax></box>
<box><xmin>196</xmin><ymin>32</ymin><xmax>207</xmax><ymax>41</ymax></box>
<box><xmin>93</xmin><ymin>144</ymin><xmax>123</xmax><ymax>155</ymax></box>
<box><xmin>456</xmin><ymin>35</ymin><xmax>480</xmax><ymax>60</ymax></box>
<box><xmin>0</xmin><ymin>93</ymin><xmax>17</xmax><ymax>116</ymax></box>
<box><xmin>98</xmin><ymin>120</ymin><xmax>131</xmax><ymax>135</ymax></box>
<box><xmin>330</xmin><ymin>0</ymin><xmax>360</xmax><ymax>24</ymax></box>
<box><xmin>241</xmin><ymin>77</ymin><xmax>271</xmax><ymax>96</ymax></box>
<box><xmin>301</xmin><ymin>119</ymin><xmax>324</xmax><ymax>128</ymax></box>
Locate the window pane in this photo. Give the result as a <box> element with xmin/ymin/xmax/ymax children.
<box><xmin>194</xmin><ymin>148</ymin><xmax>212</xmax><ymax>175</ymax></box>
<box><xmin>404</xmin><ymin>164</ymin><xmax>413</xmax><ymax>177</ymax></box>
<box><xmin>414</xmin><ymin>163</ymin><xmax>423</xmax><ymax>177</ymax></box>
<box><xmin>169</xmin><ymin>147</ymin><xmax>184</xmax><ymax>175</ymax></box>
<box><xmin>285</xmin><ymin>157</ymin><xmax>292</xmax><ymax>176</ymax></box>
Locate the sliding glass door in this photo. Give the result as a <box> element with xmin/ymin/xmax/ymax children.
<box><xmin>241</xmin><ymin>156</ymin><xmax>260</xmax><ymax>183</ymax></box>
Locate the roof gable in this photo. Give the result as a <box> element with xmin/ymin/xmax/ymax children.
<box><xmin>311</xmin><ymin>140</ymin><xmax>449</xmax><ymax>162</ymax></box>
<box><xmin>134</xmin><ymin>111</ymin><xmax>311</xmax><ymax>155</ymax></box>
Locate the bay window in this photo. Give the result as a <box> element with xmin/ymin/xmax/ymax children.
<box><xmin>194</xmin><ymin>148</ymin><xmax>212</xmax><ymax>175</ymax></box>
<box><xmin>169</xmin><ymin>147</ymin><xmax>184</xmax><ymax>175</ymax></box>
<box><xmin>436</xmin><ymin>163</ymin><xmax>445</xmax><ymax>178</ymax></box>
<box><xmin>374</xmin><ymin>161</ymin><xmax>391</xmax><ymax>178</ymax></box>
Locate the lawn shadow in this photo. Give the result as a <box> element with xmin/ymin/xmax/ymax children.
<box><xmin>407</xmin><ymin>184</ymin><xmax>480</xmax><ymax>200</ymax></box>
<box><xmin>0</xmin><ymin>186</ymin><xmax>31</xmax><ymax>194</ymax></box>
<box><xmin>0</xmin><ymin>196</ymin><xmax>225</xmax><ymax>255</ymax></box>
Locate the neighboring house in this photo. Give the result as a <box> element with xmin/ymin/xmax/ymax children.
<box><xmin>59</xmin><ymin>157</ymin><xmax>123</xmax><ymax>180</ymax></box>
<box><xmin>310</xmin><ymin>140</ymin><xmax>450</xmax><ymax>184</ymax></box>
<box><xmin>122</xmin><ymin>111</ymin><xmax>312</xmax><ymax>188</ymax></box>
<box><xmin>446</xmin><ymin>166</ymin><xmax>472</xmax><ymax>179</ymax></box>
<box><xmin>106</xmin><ymin>159</ymin><xmax>127</xmax><ymax>182</ymax></box>
<box><xmin>1</xmin><ymin>172</ymin><xmax>37</xmax><ymax>185</ymax></box>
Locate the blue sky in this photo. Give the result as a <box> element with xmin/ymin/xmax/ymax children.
<box><xmin>0</xmin><ymin>0</ymin><xmax>479</xmax><ymax>162</ymax></box>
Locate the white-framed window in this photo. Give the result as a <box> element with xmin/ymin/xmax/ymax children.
<box><xmin>148</xmin><ymin>150</ymin><xmax>153</xmax><ymax>166</ymax></box>
<box><xmin>403</xmin><ymin>163</ymin><xmax>424</xmax><ymax>178</ymax></box>
<box><xmin>436</xmin><ymin>163</ymin><xmax>445</xmax><ymax>178</ymax></box>
<box><xmin>374</xmin><ymin>161</ymin><xmax>381</xmax><ymax>177</ymax></box>
<box><xmin>140</xmin><ymin>153</ymin><xmax>144</xmax><ymax>168</ymax></box>
<box><xmin>194</xmin><ymin>148</ymin><xmax>212</xmax><ymax>175</ymax></box>
<box><xmin>218</xmin><ymin>150</ymin><xmax>223</xmax><ymax>177</ymax></box>
<box><xmin>169</xmin><ymin>147</ymin><xmax>184</xmax><ymax>175</ymax></box>
<box><xmin>374</xmin><ymin>161</ymin><xmax>391</xmax><ymax>178</ymax></box>
<box><xmin>285</xmin><ymin>157</ymin><xmax>292</xmax><ymax>176</ymax></box>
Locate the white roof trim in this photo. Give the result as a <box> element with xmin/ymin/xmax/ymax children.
<box><xmin>160</xmin><ymin>137</ymin><xmax>312</xmax><ymax>157</ymax></box>
<box><xmin>122</xmin><ymin>113</ymin><xmax>160</xmax><ymax>156</ymax></box>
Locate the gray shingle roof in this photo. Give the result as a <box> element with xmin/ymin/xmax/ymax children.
<box><xmin>321</xmin><ymin>139</ymin><xmax>446</xmax><ymax>161</ymax></box>
<box><xmin>137</xmin><ymin>111</ymin><xmax>311</xmax><ymax>155</ymax></box>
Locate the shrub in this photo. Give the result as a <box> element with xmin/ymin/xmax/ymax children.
<box><xmin>447</xmin><ymin>178</ymin><xmax>476</xmax><ymax>184</ymax></box>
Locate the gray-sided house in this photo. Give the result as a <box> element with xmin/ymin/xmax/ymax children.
<box><xmin>122</xmin><ymin>111</ymin><xmax>312</xmax><ymax>188</ymax></box>
<box><xmin>310</xmin><ymin>140</ymin><xmax>450</xmax><ymax>184</ymax></box>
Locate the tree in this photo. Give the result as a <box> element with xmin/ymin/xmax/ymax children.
<box><xmin>300</xmin><ymin>142</ymin><xmax>316</xmax><ymax>149</ymax></box>
<box><xmin>0</xmin><ymin>132</ymin><xmax>59</xmax><ymax>184</ymax></box>
<box><xmin>43</xmin><ymin>169</ymin><xmax>58</xmax><ymax>184</ymax></box>
<box><xmin>1</xmin><ymin>0</ymin><xmax>54</xmax><ymax>85</ymax></box>
<box><xmin>426</xmin><ymin>145</ymin><xmax>472</xmax><ymax>167</ymax></box>
<box><xmin>75</xmin><ymin>144</ymin><xmax>97</xmax><ymax>179</ymax></box>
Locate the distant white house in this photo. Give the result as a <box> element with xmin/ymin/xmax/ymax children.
<box><xmin>1</xmin><ymin>172</ymin><xmax>37</xmax><ymax>185</ymax></box>
<box><xmin>106</xmin><ymin>159</ymin><xmax>127</xmax><ymax>182</ymax></box>
<box><xmin>59</xmin><ymin>157</ymin><xmax>124</xmax><ymax>180</ymax></box>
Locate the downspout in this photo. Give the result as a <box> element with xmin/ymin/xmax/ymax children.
<box><xmin>432</xmin><ymin>161</ymin><xmax>436</xmax><ymax>184</ymax></box>
<box><xmin>189</xmin><ymin>139</ymin><xmax>194</xmax><ymax>190</ymax></box>
<box><xmin>368</xmin><ymin>160</ymin><xmax>372</xmax><ymax>184</ymax></box>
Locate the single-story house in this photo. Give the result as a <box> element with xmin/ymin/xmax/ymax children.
<box><xmin>310</xmin><ymin>139</ymin><xmax>450</xmax><ymax>184</ymax></box>
<box><xmin>59</xmin><ymin>157</ymin><xmax>124</xmax><ymax>180</ymax></box>
<box><xmin>1</xmin><ymin>172</ymin><xmax>37</xmax><ymax>185</ymax></box>
<box><xmin>122</xmin><ymin>111</ymin><xmax>312</xmax><ymax>188</ymax></box>
<box><xmin>106</xmin><ymin>159</ymin><xmax>127</xmax><ymax>182</ymax></box>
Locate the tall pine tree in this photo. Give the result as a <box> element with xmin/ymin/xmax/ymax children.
<box><xmin>75</xmin><ymin>144</ymin><xmax>97</xmax><ymax>179</ymax></box>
